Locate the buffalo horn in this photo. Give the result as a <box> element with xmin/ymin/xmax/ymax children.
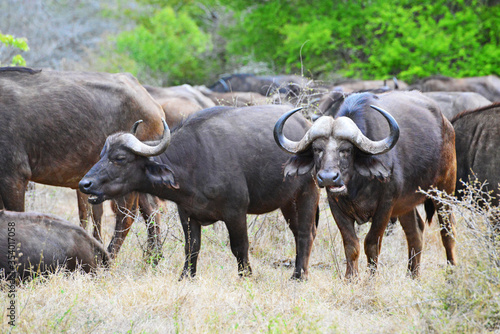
<box><xmin>123</xmin><ymin>118</ymin><xmax>171</xmax><ymax>157</ymax></box>
<box><xmin>274</xmin><ymin>105</ymin><xmax>399</xmax><ymax>155</ymax></box>
<box><xmin>130</xmin><ymin>120</ymin><xmax>143</xmax><ymax>135</ymax></box>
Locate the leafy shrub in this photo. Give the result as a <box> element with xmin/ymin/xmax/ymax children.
<box><xmin>0</xmin><ymin>33</ymin><xmax>29</xmax><ymax>66</ymax></box>
<box><xmin>220</xmin><ymin>0</ymin><xmax>499</xmax><ymax>82</ymax></box>
<box><xmin>115</xmin><ymin>6</ymin><xmax>212</xmax><ymax>85</ymax></box>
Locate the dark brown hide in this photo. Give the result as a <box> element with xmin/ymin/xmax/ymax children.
<box><xmin>424</xmin><ymin>91</ymin><xmax>492</xmax><ymax>120</ymax></box>
<box><xmin>331</xmin><ymin>78</ymin><xmax>408</xmax><ymax>93</ymax></box>
<box><xmin>80</xmin><ymin>106</ymin><xmax>319</xmax><ymax>280</ymax></box>
<box><xmin>0</xmin><ymin>210</ymin><xmax>109</xmax><ymax>280</ymax></box>
<box><xmin>208</xmin><ymin>74</ymin><xmax>308</xmax><ymax>97</ymax></box>
<box><xmin>451</xmin><ymin>103</ymin><xmax>500</xmax><ymax>207</ymax></box>
<box><xmin>275</xmin><ymin>91</ymin><xmax>457</xmax><ymax>278</ymax></box>
<box><xmin>410</xmin><ymin>75</ymin><xmax>500</xmax><ymax>102</ymax></box>
<box><xmin>203</xmin><ymin>91</ymin><xmax>270</xmax><ymax>107</ymax></box>
<box><xmin>144</xmin><ymin>84</ymin><xmax>215</xmax><ymax>127</ymax></box>
<box><xmin>0</xmin><ymin>67</ymin><xmax>165</xmax><ymax>258</ymax></box>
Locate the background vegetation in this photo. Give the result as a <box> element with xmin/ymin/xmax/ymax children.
<box><xmin>1</xmin><ymin>0</ymin><xmax>498</xmax><ymax>86</ymax></box>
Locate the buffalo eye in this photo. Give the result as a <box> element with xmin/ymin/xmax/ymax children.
<box><xmin>339</xmin><ymin>146</ymin><xmax>353</xmax><ymax>158</ymax></box>
<box><xmin>313</xmin><ymin>146</ymin><xmax>323</xmax><ymax>158</ymax></box>
<box><xmin>111</xmin><ymin>155</ymin><xmax>127</xmax><ymax>165</ymax></box>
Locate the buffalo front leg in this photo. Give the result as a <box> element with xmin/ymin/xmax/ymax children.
<box><xmin>138</xmin><ymin>193</ymin><xmax>163</xmax><ymax>264</ymax></box>
<box><xmin>328</xmin><ymin>197</ymin><xmax>360</xmax><ymax>279</ymax></box>
<box><xmin>178</xmin><ymin>208</ymin><xmax>202</xmax><ymax>279</ymax></box>
<box><xmin>364</xmin><ymin>206</ymin><xmax>392</xmax><ymax>275</ymax></box>
<box><xmin>107</xmin><ymin>193</ymin><xmax>139</xmax><ymax>258</ymax></box>
<box><xmin>399</xmin><ymin>208</ymin><xmax>425</xmax><ymax>278</ymax></box>
<box><xmin>77</xmin><ymin>190</ymin><xmax>104</xmax><ymax>242</ymax></box>
<box><xmin>0</xmin><ymin>176</ymin><xmax>29</xmax><ymax>212</ymax></box>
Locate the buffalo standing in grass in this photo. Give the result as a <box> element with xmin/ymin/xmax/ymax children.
<box><xmin>274</xmin><ymin>91</ymin><xmax>457</xmax><ymax>278</ymax></box>
<box><xmin>0</xmin><ymin>67</ymin><xmax>165</xmax><ymax>258</ymax></box>
<box><xmin>451</xmin><ymin>103</ymin><xmax>500</xmax><ymax>208</ymax></box>
<box><xmin>0</xmin><ymin>210</ymin><xmax>109</xmax><ymax>280</ymax></box>
<box><xmin>79</xmin><ymin>105</ymin><xmax>319</xmax><ymax>279</ymax></box>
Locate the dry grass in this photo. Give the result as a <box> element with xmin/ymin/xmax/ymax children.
<box><xmin>1</xmin><ymin>183</ymin><xmax>499</xmax><ymax>333</ymax></box>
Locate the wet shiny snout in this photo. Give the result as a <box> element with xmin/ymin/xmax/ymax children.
<box><xmin>317</xmin><ymin>170</ymin><xmax>343</xmax><ymax>188</ymax></box>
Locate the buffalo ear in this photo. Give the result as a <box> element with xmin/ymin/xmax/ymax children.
<box><xmin>284</xmin><ymin>154</ymin><xmax>315</xmax><ymax>177</ymax></box>
<box><xmin>354</xmin><ymin>156</ymin><xmax>391</xmax><ymax>182</ymax></box>
<box><xmin>145</xmin><ymin>161</ymin><xmax>179</xmax><ymax>189</ymax></box>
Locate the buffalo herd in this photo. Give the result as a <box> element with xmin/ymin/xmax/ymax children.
<box><xmin>1</xmin><ymin>66</ymin><xmax>499</xmax><ymax>281</ymax></box>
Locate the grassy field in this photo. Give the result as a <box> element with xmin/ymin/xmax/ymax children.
<box><xmin>1</xmin><ymin>183</ymin><xmax>499</xmax><ymax>333</ymax></box>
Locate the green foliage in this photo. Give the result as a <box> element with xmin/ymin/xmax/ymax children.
<box><xmin>115</xmin><ymin>6</ymin><xmax>212</xmax><ymax>85</ymax></box>
<box><xmin>0</xmin><ymin>33</ymin><xmax>29</xmax><ymax>66</ymax></box>
<box><xmin>109</xmin><ymin>0</ymin><xmax>498</xmax><ymax>84</ymax></box>
<box><xmin>221</xmin><ymin>0</ymin><xmax>499</xmax><ymax>81</ymax></box>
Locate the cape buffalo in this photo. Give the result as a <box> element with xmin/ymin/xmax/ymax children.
<box><xmin>79</xmin><ymin>105</ymin><xmax>319</xmax><ymax>279</ymax></box>
<box><xmin>451</xmin><ymin>102</ymin><xmax>500</xmax><ymax>207</ymax></box>
<box><xmin>424</xmin><ymin>91</ymin><xmax>492</xmax><ymax>120</ymax></box>
<box><xmin>0</xmin><ymin>67</ymin><xmax>165</xmax><ymax>258</ymax></box>
<box><xmin>144</xmin><ymin>84</ymin><xmax>215</xmax><ymax>127</ymax></box>
<box><xmin>209</xmin><ymin>73</ymin><xmax>308</xmax><ymax>97</ymax></box>
<box><xmin>274</xmin><ymin>91</ymin><xmax>457</xmax><ymax>278</ymax></box>
<box><xmin>410</xmin><ymin>75</ymin><xmax>500</xmax><ymax>102</ymax></box>
<box><xmin>331</xmin><ymin>77</ymin><xmax>408</xmax><ymax>93</ymax></box>
<box><xmin>0</xmin><ymin>210</ymin><xmax>110</xmax><ymax>280</ymax></box>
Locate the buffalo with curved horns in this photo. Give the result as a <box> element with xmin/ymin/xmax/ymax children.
<box><xmin>0</xmin><ymin>67</ymin><xmax>166</xmax><ymax>260</ymax></box>
<box><xmin>274</xmin><ymin>91</ymin><xmax>458</xmax><ymax>278</ymax></box>
<box><xmin>79</xmin><ymin>106</ymin><xmax>319</xmax><ymax>279</ymax></box>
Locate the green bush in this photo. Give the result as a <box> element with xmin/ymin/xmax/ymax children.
<box><xmin>0</xmin><ymin>33</ymin><xmax>29</xmax><ymax>66</ymax></box>
<box><xmin>109</xmin><ymin>1</ymin><xmax>498</xmax><ymax>85</ymax></box>
<box><xmin>115</xmin><ymin>6</ymin><xmax>212</xmax><ymax>85</ymax></box>
<box><xmin>223</xmin><ymin>0</ymin><xmax>498</xmax><ymax>82</ymax></box>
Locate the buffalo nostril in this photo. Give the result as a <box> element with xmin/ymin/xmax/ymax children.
<box><xmin>79</xmin><ymin>180</ymin><xmax>92</xmax><ymax>191</ymax></box>
<box><xmin>317</xmin><ymin>171</ymin><xmax>342</xmax><ymax>187</ymax></box>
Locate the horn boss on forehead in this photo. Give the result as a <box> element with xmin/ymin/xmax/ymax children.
<box><xmin>274</xmin><ymin>105</ymin><xmax>399</xmax><ymax>155</ymax></box>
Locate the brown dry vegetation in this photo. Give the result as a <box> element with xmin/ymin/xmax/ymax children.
<box><xmin>1</xmin><ymin>183</ymin><xmax>499</xmax><ymax>333</ymax></box>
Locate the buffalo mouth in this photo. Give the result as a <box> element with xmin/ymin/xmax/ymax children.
<box><xmin>326</xmin><ymin>184</ymin><xmax>347</xmax><ymax>194</ymax></box>
<box><xmin>87</xmin><ymin>193</ymin><xmax>106</xmax><ymax>205</ymax></box>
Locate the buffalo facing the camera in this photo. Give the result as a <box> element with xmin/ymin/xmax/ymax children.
<box><xmin>275</xmin><ymin>91</ymin><xmax>457</xmax><ymax>278</ymax></box>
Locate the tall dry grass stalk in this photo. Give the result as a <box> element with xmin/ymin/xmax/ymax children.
<box><xmin>1</xmin><ymin>183</ymin><xmax>499</xmax><ymax>333</ymax></box>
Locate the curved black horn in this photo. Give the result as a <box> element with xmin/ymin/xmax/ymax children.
<box><xmin>273</xmin><ymin>107</ymin><xmax>304</xmax><ymax>154</ymax></box>
<box><xmin>367</xmin><ymin>105</ymin><xmax>400</xmax><ymax>154</ymax></box>
<box><xmin>131</xmin><ymin>120</ymin><xmax>143</xmax><ymax>135</ymax></box>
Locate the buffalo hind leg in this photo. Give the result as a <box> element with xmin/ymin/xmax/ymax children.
<box><xmin>281</xmin><ymin>187</ymin><xmax>318</xmax><ymax>280</ymax></box>
<box><xmin>435</xmin><ymin>202</ymin><xmax>457</xmax><ymax>266</ymax></box>
<box><xmin>399</xmin><ymin>209</ymin><xmax>425</xmax><ymax>278</ymax></box>
<box><xmin>328</xmin><ymin>197</ymin><xmax>360</xmax><ymax>279</ymax></box>
<box><xmin>138</xmin><ymin>193</ymin><xmax>163</xmax><ymax>265</ymax></box>
<box><xmin>224</xmin><ymin>213</ymin><xmax>252</xmax><ymax>277</ymax></box>
<box><xmin>178</xmin><ymin>208</ymin><xmax>202</xmax><ymax>279</ymax></box>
